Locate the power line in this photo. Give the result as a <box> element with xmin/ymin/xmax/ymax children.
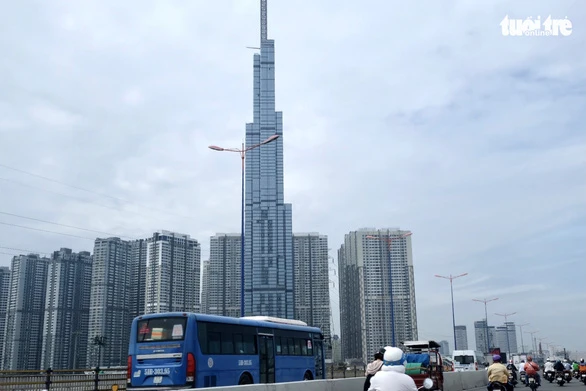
<box><xmin>0</xmin><ymin>163</ymin><xmax>195</xmax><ymax>220</ymax></box>
<box><xmin>0</xmin><ymin>245</ymin><xmax>51</xmax><ymax>255</ymax></box>
<box><xmin>0</xmin><ymin>211</ymin><xmax>132</xmax><ymax>238</ymax></box>
<box><xmin>0</xmin><ymin>221</ymin><xmax>96</xmax><ymax>240</ymax></box>
<box><xmin>0</xmin><ymin>176</ymin><xmax>189</xmax><ymax>226</ymax></box>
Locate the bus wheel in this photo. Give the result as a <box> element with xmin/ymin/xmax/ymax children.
<box><xmin>238</xmin><ymin>374</ymin><xmax>253</xmax><ymax>385</ymax></box>
<box><xmin>303</xmin><ymin>371</ymin><xmax>313</xmax><ymax>381</ymax></box>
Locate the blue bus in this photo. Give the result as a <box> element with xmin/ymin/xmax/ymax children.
<box><xmin>127</xmin><ymin>312</ymin><xmax>326</xmax><ymax>388</ymax></box>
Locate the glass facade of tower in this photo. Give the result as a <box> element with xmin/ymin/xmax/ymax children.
<box><xmin>244</xmin><ymin>15</ymin><xmax>294</xmax><ymax>317</ymax></box>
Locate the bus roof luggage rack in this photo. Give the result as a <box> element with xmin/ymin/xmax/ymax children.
<box><xmin>240</xmin><ymin>316</ymin><xmax>308</xmax><ymax>326</ymax></box>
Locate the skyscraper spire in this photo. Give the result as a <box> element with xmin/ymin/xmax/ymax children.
<box><xmin>260</xmin><ymin>0</ymin><xmax>267</xmax><ymax>43</ymax></box>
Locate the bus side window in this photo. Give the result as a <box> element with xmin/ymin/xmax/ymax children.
<box><xmin>209</xmin><ymin>332</ymin><xmax>221</xmax><ymax>354</ymax></box>
<box><xmin>221</xmin><ymin>332</ymin><xmax>234</xmax><ymax>354</ymax></box>
<box><xmin>300</xmin><ymin>339</ymin><xmax>308</xmax><ymax>356</ymax></box>
<box><xmin>281</xmin><ymin>338</ymin><xmax>289</xmax><ymax>355</ymax></box>
<box><xmin>275</xmin><ymin>337</ymin><xmax>282</xmax><ymax>355</ymax></box>
<box><xmin>243</xmin><ymin>334</ymin><xmax>257</xmax><ymax>355</ymax></box>
<box><xmin>288</xmin><ymin>338</ymin><xmax>296</xmax><ymax>356</ymax></box>
<box><xmin>234</xmin><ymin>334</ymin><xmax>244</xmax><ymax>354</ymax></box>
<box><xmin>307</xmin><ymin>340</ymin><xmax>313</xmax><ymax>356</ymax></box>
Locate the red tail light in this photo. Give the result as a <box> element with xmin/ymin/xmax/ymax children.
<box><xmin>186</xmin><ymin>353</ymin><xmax>195</xmax><ymax>383</ymax></box>
<box><xmin>475</xmin><ymin>362</ymin><xmax>478</xmax><ymax>371</ymax></box>
<box><xmin>127</xmin><ymin>356</ymin><xmax>132</xmax><ymax>383</ymax></box>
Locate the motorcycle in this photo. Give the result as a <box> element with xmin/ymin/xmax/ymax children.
<box><xmin>527</xmin><ymin>375</ymin><xmax>539</xmax><ymax>391</ymax></box>
<box><xmin>520</xmin><ymin>372</ymin><xmax>527</xmax><ymax>385</ymax></box>
<box><xmin>555</xmin><ymin>371</ymin><xmax>565</xmax><ymax>386</ymax></box>
<box><xmin>573</xmin><ymin>370</ymin><xmax>580</xmax><ymax>379</ymax></box>
<box><xmin>563</xmin><ymin>370</ymin><xmax>572</xmax><ymax>382</ymax></box>
<box><xmin>544</xmin><ymin>371</ymin><xmax>555</xmax><ymax>383</ymax></box>
<box><xmin>581</xmin><ymin>372</ymin><xmax>586</xmax><ymax>385</ymax></box>
<box><xmin>489</xmin><ymin>381</ymin><xmax>508</xmax><ymax>391</ymax></box>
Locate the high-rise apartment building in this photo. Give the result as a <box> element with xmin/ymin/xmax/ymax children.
<box><xmin>0</xmin><ymin>266</ymin><xmax>11</xmax><ymax>365</ymax></box>
<box><xmin>474</xmin><ymin>319</ymin><xmax>496</xmax><ymax>353</ymax></box>
<box><xmin>87</xmin><ymin>238</ymin><xmax>132</xmax><ymax>367</ymax></box>
<box><xmin>455</xmin><ymin>325</ymin><xmax>468</xmax><ymax>350</ymax></box>
<box><xmin>128</xmin><ymin>239</ymin><xmax>147</xmax><ymax>320</ymax></box>
<box><xmin>2</xmin><ymin>254</ymin><xmax>49</xmax><ymax>370</ymax></box>
<box><xmin>207</xmin><ymin>234</ymin><xmax>241</xmax><ymax>317</ymax></box>
<box><xmin>41</xmin><ymin>249</ymin><xmax>92</xmax><ymax>369</ymax></box>
<box><xmin>495</xmin><ymin>322</ymin><xmax>517</xmax><ymax>354</ymax></box>
<box><xmin>244</xmin><ymin>0</ymin><xmax>294</xmax><ymax>318</ymax></box>
<box><xmin>338</xmin><ymin>228</ymin><xmax>417</xmax><ymax>365</ymax></box>
<box><xmin>144</xmin><ymin>231</ymin><xmax>201</xmax><ymax>314</ymax></box>
<box><xmin>201</xmin><ymin>260</ymin><xmax>210</xmax><ymax>314</ymax></box>
<box><xmin>293</xmin><ymin>233</ymin><xmax>331</xmax><ymax>358</ymax></box>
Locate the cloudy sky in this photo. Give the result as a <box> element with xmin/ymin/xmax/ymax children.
<box><xmin>1</xmin><ymin>0</ymin><xmax>585</xmax><ymax>355</ymax></box>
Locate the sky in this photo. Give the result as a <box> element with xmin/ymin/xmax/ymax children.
<box><xmin>1</xmin><ymin>0</ymin><xmax>585</xmax><ymax>356</ymax></box>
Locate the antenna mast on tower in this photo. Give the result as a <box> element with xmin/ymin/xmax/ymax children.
<box><xmin>260</xmin><ymin>0</ymin><xmax>267</xmax><ymax>43</ymax></box>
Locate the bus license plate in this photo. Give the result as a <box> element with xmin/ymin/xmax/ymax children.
<box><xmin>153</xmin><ymin>376</ymin><xmax>163</xmax><ymax>384</ymax></box>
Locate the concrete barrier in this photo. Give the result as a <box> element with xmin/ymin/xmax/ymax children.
<box><xmin>444</xmin><ymin>371</ymin><xmax>488</xmax><ymax>391</ymax></box>
<box><xmin>198</xmin><ymin>378</ymin><xmax>364</xmax><ymax>391</ymax></box>
<box><xmin>196</xmin><ymin>371</ymin><xmax>487</xmax><ymax>391</ymax></box>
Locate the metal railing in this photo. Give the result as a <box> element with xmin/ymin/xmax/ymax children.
<box><xmin>0</xmin><ymin>367</ymin><xmax>126</xmax><ymax>391</ymax></box>
<box><xmin>325</xmin><ymin>364</ymin><xmax>365</xmax><ymax>379</ymax></box>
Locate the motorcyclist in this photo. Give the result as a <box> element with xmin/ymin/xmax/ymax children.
<box><xmin>544</xmin><ymin>359</ymin><xmax>555</xmax><ymax>381</ymax></box>
<box><xmin>364</xmin><ymin>350</ymin><xmax>385</xmax><ymax>391</ymax></box>
<box><xmin>506</xmin><ymin>360</ymin><xmax>518</xmax><ymax>383</ymax></box>
<box><xmin>368</xmin><ymin>346</ymin><xmax>418</xmax><ymax>391</ymax></box>
<box><xmin>579</xmin><ymin>359</ymin><xmax>586</xmax><ymax>374</ymax></box>
<box><xmin>563</xmin><ymin>359</ymin><xmax>572</xmax><ymax>371</ymax></box>
<box><xmin>554</xmin><ymin>360</ymin><xmax>565</xmax><ymax>372</ymax></box>
<box><xmin>487</xmin><ymin>354</ymin><xmax>513</xmax><ymax>391</ymax></box>
<box><xmin>524</xmin><ymin>356</ymin><xmax>541</xmax><ymax>386</ymax></box>
<box><xmin>573</xmin><ymin>361</ymin><xmax>580</xmax><ymax>372</ymax></box>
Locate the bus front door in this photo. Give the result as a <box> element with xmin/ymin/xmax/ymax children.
<box><xmin>258</xmin><ymin>335</ymin><xmax>275</xmax><ymax>383</ymax></box>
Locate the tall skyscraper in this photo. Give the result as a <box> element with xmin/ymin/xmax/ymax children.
<box><xmin>338</xmin><ymin>228</ymin><xmax>418</xmax><ymax>365</ymax></box>
<box><xmin>87</xmin><ymin>238</ymin><xmax>132</xmax><ymax>367</ymax></box>
<box><xmin>455</xmin><ymin>325</ymin><xmax>468</xmax><ymax>350</ymax></box>
<box><xmin>2</xmin><ymin>254</ymin><xmax>49</xmax><ymax>370</ymax></box>
<box><xmin>41</xmin><ymin>248</ymin><xmax>92</xmax><ymax>369</ymax></box>
<box><xmin>244</xmin><ymin>0</ymin><xmax>294</xmax><ymax>318</ymax></box>
<box><xmin>207</xmin><ymin>234</ymin><xmax>241</xmax><ymax>317</ymax></box>
<box><xmin>144</xmin><ymin>231</ymin><xmax>201</xmax><ymax>314</ymax></box>
<box><xmin>0</xmin><ymin>266</ymin><xmax>11</xmax><ymax>365</ymax></box>
<box><xmin>293</xmin><ymin>233</ymin><xmax>331</xmax><ymax>358</ymax></box>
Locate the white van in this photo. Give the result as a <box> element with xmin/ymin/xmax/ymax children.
<box><xmin>452</xmin><ymin>350</ymin><xmax>484</xmax><ymax>371</ymax></box>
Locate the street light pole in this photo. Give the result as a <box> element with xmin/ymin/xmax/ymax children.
<box><xmin>494</xmin><ymin>312</ymin><xmax>516</xmax><ymax>359</ymax></box>
<box><xmin>516</xmin><ymin>323</ymin><xmax>529</xmax><ymax>354</ymax></box>
<box><xmin>473</xmin><ymin>298</ymin><xmax>499</xmax><ymax>353</ymax></box>
<box><xmin>526</xmin><ymin>330</ymin><xmax>539</xmax><ymax>354</ymax></box>
<box><xmin>365</xmin><ymin>231</ymin><xmax>412</xmax><ymax>346</ymax></box>
<box><xmin>209</xmin><ymin>134</ymin><xmax>279</xmax><ymax>317</ymax></box>
<box><xmin>435</xmin><ymin>273</ymin><xmax>468</xmax><ymax>350</ymax></box>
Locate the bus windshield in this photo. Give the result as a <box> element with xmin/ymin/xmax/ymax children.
<box><xmin>454</xmin><ymin>355</ymin><xmax>475</xmax><ymax>365</ymax></box>
<box><xmin>137</xmin><ymin>317</ymin><xmax>187</xmax><ymax>342</ymax></box>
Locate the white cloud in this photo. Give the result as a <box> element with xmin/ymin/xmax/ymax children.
<box><xmin>0</xmin><ymin>0</ymin><xmax>584</xmax><ymax>352</ymax></box>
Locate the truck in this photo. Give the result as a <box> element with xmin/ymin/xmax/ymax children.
<box><xmin>402</xmin><ymin>340</ymin><xmax>444</xmax><ymax>391</ymax></box>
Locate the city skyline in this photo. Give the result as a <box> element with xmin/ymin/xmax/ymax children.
<box><xmin>0</xmin><ymin>0</ymin><xmax>584</xmax><ymax>353</ymax></box>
